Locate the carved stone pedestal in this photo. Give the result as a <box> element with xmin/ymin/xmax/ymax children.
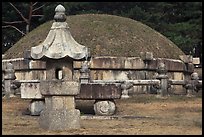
<box><xmin>39</xmin><ymin>99</ymin><xmax>80</xmax><ymax>130</ymax></box>
<box><xmin>39</xmin><ymin>80</ymin><xmax>80</xmax><ymax>130</ymax></box>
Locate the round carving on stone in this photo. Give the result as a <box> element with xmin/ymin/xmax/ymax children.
<box><xmin>191</xmin><ymin>72</ymin><xmax>199</xmax><ymax>80</ymax></box>
<box><xmin>93</xmin><ymin>100</ymin><xmax>116</xmax><ymax>116</ymax></box>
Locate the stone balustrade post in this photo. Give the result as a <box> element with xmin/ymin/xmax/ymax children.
<box><xmin>156</xmin><ymin>62</ymin><xmax>169</xmax><ymax>97</ymax></box>
<box><xmin>184</xmin><ymin>72</ymin><xmax>200</xmax><ymax>97</ymax></box>
<box><xmin>121</xmin><ymin>81</ymin><xmax>133</xmax><ymax>98</ymax></box>
<box><xmin>79</xmin><ymin>61</ymin><xmax>90</xmax><ymax>84</ymax></box>
<box><xmin>140</xmin><ymin>52</ymin><xmax>154</xmax><ymax>93</ymax></box>
<box><xmin>3</xmin><ymin>62</ymin><xmax>16</xmax><ymax>98</ymax></box>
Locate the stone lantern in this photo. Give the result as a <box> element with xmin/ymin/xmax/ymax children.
<box><xmin>30</xmin><ymin>4</ymin><xmax>88</xmax><ymax>130</ymax></box>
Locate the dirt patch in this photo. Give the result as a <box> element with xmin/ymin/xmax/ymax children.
<box><xmin>2</xmin><ymin>94</ymin><xmax>202</xmax><ymax>135</ymax></box>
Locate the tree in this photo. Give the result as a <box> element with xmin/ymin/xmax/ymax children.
<box><xmin>2</xmin><ymin>2</ymin><xmax>45</xmax><ymax>53</ymax></box>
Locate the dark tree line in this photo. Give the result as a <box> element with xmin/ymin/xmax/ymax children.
<box><xmin>2</xmin><ymin>2</ymin><xmax>202</xmax><ymax>60</ymax></box>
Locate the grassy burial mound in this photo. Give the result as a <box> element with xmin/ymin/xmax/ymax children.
<box><xmin>4</xmin><ymin>14</ymin><xmax>185</xmax><ymax>59</ymax></box>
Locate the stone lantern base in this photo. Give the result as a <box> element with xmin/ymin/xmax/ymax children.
<box><xmin>39</xmin><ymin>81</ymin><xmax>81</xmax><ymax>130</ymax></box>
<box><xmin>39</xmin><ymin>109</ymin><xmax>80</xmax><ymax>130</ymax></box>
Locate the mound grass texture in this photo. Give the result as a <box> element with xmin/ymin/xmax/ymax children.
<box><xmin>4</xmin><ymin>14</ymin><xmax>185</xmax><ymax>59</ymax></box>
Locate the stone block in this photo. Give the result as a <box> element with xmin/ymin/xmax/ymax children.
<box><xmin>124</xmin><ymin>57</ymin><xmax>144</xmax><ymax>69</ymax></box>
<box><xmin>148</xmin><ymin>58</ymin><xmax>185</xmax><ymax>71</ymax></box>
<box><xmin>20</xmin><ymin>80</ymin><xmax>43</xmax><ymax>99</ymax></box>
<box><xmin>76</xmin><ymin>83</ymin><xmax>121</xmax><ymax>99</ymax></box>
<box><xmin>89</xmin><ymin>56</ymin><xmax>144</xmax><ymax>70</ymax></box>
<box><xmin>29</xmin><ymin>100</ymin><xmax>45</xmax><ymax>116</ymax></box>
<box><xmin>184</xmin><ymin>63</ymin><xmax>194</xmax><ymax>73</ymax></box>
<box><xmin>29</xmin><ymin>60</ymin><xmax>46</xmax><ymax>69</ymax></box>
<box><xmin>45</xmin><ymin>96</ymin><xmax>76</xmax><ymax>110</ymax></box>
<box><xmin>140</xmin><ymin>52</ymin><xmax>153</xmax><ymax>61</ymax></box>
<box><xmin>40</xmin><ymin>80</ymin><xmax>79</xmax><ymax>95</ymax></box>
<box><xmin>193</xmin><ymin>58</ymin><xmax>200</xmax><ymax>65</ymax></box>
<box><xmin>179</xmin><ymin>55</ymin><xmax>193</xmax><ymax>63</ymax></box>
<box><xmin>39</xmin><ymin>109</ymin><xmax>80</xmax><ymax>130</ymax></box>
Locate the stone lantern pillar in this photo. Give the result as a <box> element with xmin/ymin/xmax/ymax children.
<box><xmin>30</xmin><ymin>4</ymin><xmax>88</xmax><ymax>130</ymax></box>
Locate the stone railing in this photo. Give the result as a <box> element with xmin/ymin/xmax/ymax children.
<box><xmin>2</xmin><ymin>54</ymin><xmax>197</xmax><ymax>96</ymax></box>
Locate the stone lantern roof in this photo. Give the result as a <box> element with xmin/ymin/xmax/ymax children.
<box><xmin>31</xmin><ymin>4</ymin><xmax>88</xmax><ymax>60</ymax></box>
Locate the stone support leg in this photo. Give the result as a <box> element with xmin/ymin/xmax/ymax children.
<box><xmin>93</xmin><ymin>99</ymin><xmax>116</xmax><ymax>116</ymax></box>
<box><xmin>39</xmin><ymin>96</ymin><xmax>80</xmax><ymax>130</ymax></box>
<box><xmin>29</xmin><ymin>99</ymin><xmax>45</xmax><ymax>116</ymax></box>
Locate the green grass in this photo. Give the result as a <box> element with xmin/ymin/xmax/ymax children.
<box><xmin>4</xmin><ymin>14</ymin><xmax>185</xmax><ymax>59</ymax></box>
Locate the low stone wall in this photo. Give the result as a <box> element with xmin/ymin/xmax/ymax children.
<box><xmin>2</xmin><ymin>58</ymin><xmax>46</xmax><ymax>80</ymax></box>
<box><xmin>73</xmin><ymin>56</ymin><xmax>193</xmax><ymax>94</ymax></box>
<box><xmin>2</xmin><ymin>56</ymin><xmax>194</xmax><ymax>95</ymax></box>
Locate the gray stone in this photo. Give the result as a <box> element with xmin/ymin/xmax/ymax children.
<box><xmin>54</xmin><ymin>4</ymin><xmax>66</xmax><ymax>22</ymax></box>
<box><xmin>40</xmin><ymin>80</ymin><xmax>79</xmax><ymax>95</ymax></box>
<box><xmin>156</xmin><ymin>62</ymin><xmax>169</xmax><ymax>97</ymax></box>
<box><xmin>30</xmin><ymin>4</ymin><xmax>88</xmax><ymax>60</ymax></box>
<box><xmin>79</xmin><ymin>61</ymin><xmax>90</xmax><ymax>84</ymax></box>
<box><xmin>140</xmin><ymin>52</ymin><xmax>153</xmax><ymax>61</ymax></box>
<box><xmin>20</xmin><ymin>80</ymin><xmax>43</xmax><ymax>99</ymax></box>
<box><xmin>179</xmin><ymin>55</ymin><xmax>193</xmax><ymax>63</ymax></box>
<box><xmin>4</xmin><ymin>63</ymin><xmax>16</xmax><ymax>80</ymax></box>
<box><xmin>93</xmin><ymin>100</ymin><xmax>116</xmax><ymax>116</ymax></box>
<box><xmin>121</xmin><ymin>81</ymin><xmax>133</xmax><ymax>98</ymax></box>
<box><xmin>39</xmin><ymin>109</ymin><xmax>80</xmax><ymax>130</ymax></box>
<box><xmin>29</xmin><ymin>100</ymin><xmax>45</xmax><ymax>116</ymax></box>
<box><xmin>191</xmin><ymin>72</ymin><xmax>199</xmax><ymax>80</ymax></box>
<box><xmin>4</xmin><ymin>63</ymin><xmax>17</xmax><ymax>98</ymax></box>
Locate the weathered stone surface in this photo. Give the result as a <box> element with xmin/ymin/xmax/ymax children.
<box><xmin>14</xmin><ymin>70</ymin><xmax>46</xmax><ymax>80</ymax></box>
<box><xmin>46</xmin><ymin>59</ymin><xmax>73</xmax><ymax>80</ymax></box>
<box><xmin>2</xmin><ymin>58</ymin><xmax>46</xmax><ymax>71</ymax></box>
<box><xmin>148</xmin><ymin>58</ymin><xmax>184</xmax><ymax>71</ymax></box>
<box><xmin>89</xmin><ymin>70</ymin><xmax>144</xmax><ymax>81</ymax></box>
<box><xmin>156</xmin><ymin>62</ymin><xmax>169</xmax><ymax>97</ymax></box>
<box><xmin>140</xmin><ymin>52</ymin><xmax>153</xmax><ymax>61</ymax></box>
<box><xmin>29</xmin><ymin>100</ymin><xmax>45</xmax><ymax>115</ymax></box>
<box><xmin>2</xmin><ymin>58</ymin><xmax>26</xmax><ymax>70</ymax></box>
<box><xmin>179</xmin><ymin>55</ymin><xmax>193</xmax><ymax>63</ymax></box>
<box><xmin>76</xmin><ymin>83</ymin><xmax>121</xmax><ymax>99</ymax></box>
<box><xmin>193</xmin><ymin>58</ymin><xmax>200</xmax><ymax>65</ymax></box>
<box><xmin>74</xmin><ymin>56</ymin><xmax>145</xmax><ymax>69</ymax></box>
<box><xmin>29</xmin><ymin>60</ymin><xmax>46</xmax><ymax>69</ymax></box>
<box><xmin>3</xmin><ymin>63</ymin><xmax>17</xmax><ymax>98</ymax></box>
<box><xmin>45</xmin><ymin>96</ymin><xmax>76</xmax><ymax>110</ymax></box>
<box><xmin>30</xmin><ymin>5</ymin><xmax>88</xmax><ymax>60</ymax></box>
<box><xmin>39</xmin><ymin>109</ymin><xmax>80</xmax><ymax>130</ymax></box>
<box><xmin>93</xmin><ymin>100</ymin><xmax>116</xmax><ymax>116</ymax></box>
<box><xmin>40</xmin><ymin>80</ymin><xmax>79</xmax><ymax>95</ymax></box>
<box><xmin>20</xmin><ymin>80</ymin><xmax>43</xmax><ymax>99</ymax></box>
<box><xmin>124</xmin><ymin>57</ymin><xmax>145</xmax><ymax>69</ymax></box>
<box><xmin>4</xmin><ymin>63</ymin><xmax>16</xmax><ymax>80</ymax></box>
<box><xmin>184</xmin><ymin>63</ymin><xmax>194</xmax><ymax>73</ymax></box>
<box><xmin>121</xmin><ymin>81</ymin><xmax>133</xmax><ymax>98</ymax></box>
<box><xmin>171</xmin><ymin>72</ymin><xmax>184</xmax><ymax>94</ymax></box>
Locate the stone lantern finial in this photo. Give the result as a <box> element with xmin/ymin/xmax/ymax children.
<box><xmin>31</xmin><ymin>4</ymin><xmax>88</xmax><ymax>60</ymax></box>
<box><xmin>54</xmin><ymin>4</ymin><xmax>66</xmax><ymax>22</ymax></box>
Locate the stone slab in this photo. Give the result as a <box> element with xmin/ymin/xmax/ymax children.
<box><xmin>40</xmin><ymin>80</ymin><xmax>79</xmax><ymax>95</ymax></box>
<box><xmin>20</xmin><ymin>81</ymin><xmax>43</xmax><ymax>99</ymax></box>
<box><xmin>73</xmin><ymin>56</ymin><xmax>145</xmax><ymax>70</ymax></box>
<box><xmin>76</xmin><ymin>83</ymin><xmax>121</xmax><ymax>99</ymax></box>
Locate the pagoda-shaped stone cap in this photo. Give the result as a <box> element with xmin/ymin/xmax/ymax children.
<box><xmin>31</xmin><ymin>4</ymin><xmax>88</xmax><ymax>60</ymax></box>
